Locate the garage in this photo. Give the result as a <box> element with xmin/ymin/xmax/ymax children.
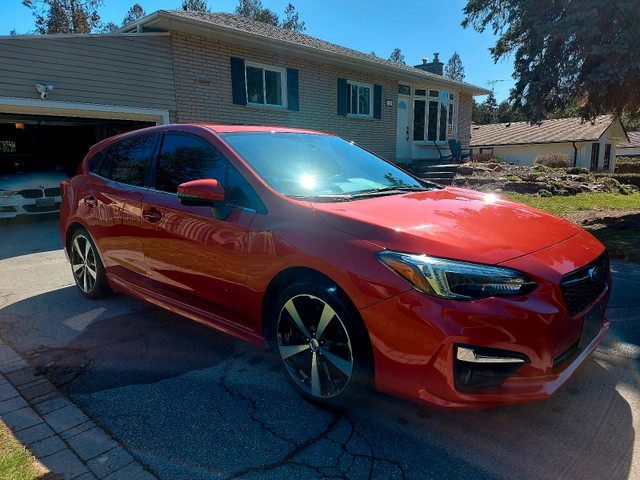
<box><xmin>0</xmin><ymin>113</ymin><xmax>154</xmax><ymax>176</ymax></box>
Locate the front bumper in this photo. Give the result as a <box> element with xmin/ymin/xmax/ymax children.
<box><xmin>360</xmin><ymin>231</ymin><xmax>610</xmax><ymax>409</ymax></box>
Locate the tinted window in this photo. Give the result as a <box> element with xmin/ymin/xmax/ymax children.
<box><xmin>227</xmin><ymin>165</ymin><xmax>264</xmax><ymax>212</ymax></box>
<box><xmin>99</xmin><ymin>135</ymin><xmax>156</xmax><ymax>186</ymax></box>
<box><xmin>155</xmin><ymin>134</ymin><xmax>226</xmax><ymax>193</ymax></box>
<box><xmin>88</xmin><ymin>149</ymin><xmax>107</xmax><ymax>174</ymax></box>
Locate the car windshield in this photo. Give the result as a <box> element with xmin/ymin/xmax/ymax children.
<box><xmin>219</xmin><ymin>132</ymin><xmax>436</xmax><ymax>200</ymax></box>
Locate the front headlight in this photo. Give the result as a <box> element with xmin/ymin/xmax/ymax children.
<box><xmin>0</xmin><ymin>190</ymin><xmax>19</xmax><ymax>197</ymax></box>
<box><xmin>377</xmin><ymin>251</ymin><xmax>537</xmax><ymax>301</ymax></box>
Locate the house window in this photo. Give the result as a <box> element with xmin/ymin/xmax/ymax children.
<box><xmin>590</xmin><ymin>143</ymin><xmax>600</xmax><ymax>171</ymax></box>
<box><xmin>413</xmin><ymin>90</ymin><xmax>457</xmax><ymax>143</ymax></box>
<box><xmin>398</xmin><ymin>84</ymin><xmax>411</xmax><ymax>95</ymax></box>
<box><xmin>603</xmin><ymin>144</ymin><xmax>611</xmax><ymax>170</ymax></box>
<box><xmin>347</xmin><ymin>81</ymin><xmax>372</xmax><ymax>117</ymax></box>
<box><xmin>230</xmin><ymin>57</ymin><xmax>299</xmax><ymax>111</ymax></box>
<box><xmin>246</xmin><ymin>63</ymin><xmax>285</xmax><ymax>107</ymax></box>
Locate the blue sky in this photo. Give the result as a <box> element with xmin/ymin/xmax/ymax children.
<box><xmin>1</xmin><ymin>0</ymin><xmax>516</xmax><ymax>102</ymax></box>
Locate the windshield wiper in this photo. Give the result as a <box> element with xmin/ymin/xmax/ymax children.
<box><xmin>349</xmin><ymin>185</ymin><xmax>433</xmax><ymax>198</ymax></box>
<box><xmin>288</xmin><ymin>193</ymin><xmax>355</xmax><ymax>202</ymax></box>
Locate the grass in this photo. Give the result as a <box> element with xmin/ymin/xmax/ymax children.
<box><xmin>0</xmin><ymin>421</ymin><xmax>48</xmax><ymax>480</ymax></box>
<box><xmin>503</xmin><ymin>192</ymin><xmax>640</xmax><ymax>215</ymax></box>
<box><xmin>503</xmin><ymin>192</ymin><xmax>640</xmax><ymax>262</ymax></box>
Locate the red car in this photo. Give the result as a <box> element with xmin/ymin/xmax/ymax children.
<box><xmin>59</xmin><ymin>124</ymin><xmax>610</xmax><ymax>409</ymax></box>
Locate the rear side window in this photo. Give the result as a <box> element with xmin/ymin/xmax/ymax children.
<box><xmin>98</xmin><ymin>134</ymin><xmax>157</xmax><ymax>186</ymax></box>
<box><xmin>155</xmin><ymin>134</ymin><xmax>226</xmax><ymax>193</ymax></box>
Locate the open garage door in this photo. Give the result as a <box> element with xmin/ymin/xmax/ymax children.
<box><xmin>0</xmin><ymin>114</ymin><xmax>154</xmax><ymax>176</ymax></box>
<box><xmin>0</xmin><ymin>114</ymin><xmax>153</xmax><ymax>218</ymax></box>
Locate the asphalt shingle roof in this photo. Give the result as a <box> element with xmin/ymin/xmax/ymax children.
<box><xmin>619</xmin><ymin>131</ymin><xmax>640</xmax><ymax>149</ymax></box>
<box><xmin>139</xmin><ymin>11</ymin><xmax>486</xmax><ymax>93</ymax></box>
<box><xmin>470</xmin><ymin>115</ymin><xmax>615</xmax><ymax>147</ymax></box>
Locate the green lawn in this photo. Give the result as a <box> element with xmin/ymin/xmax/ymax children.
<box><xmin>0</xmin><ymin>422</ymin><xmax>47</xmax><ymax>480</ymax></box>
<box><xmin>504</xmin><ymin>192</ymin><xmax>640</xmax><ymax>262</ymax></box>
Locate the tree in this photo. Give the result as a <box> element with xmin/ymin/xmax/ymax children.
<box><xmin>181</xmin><ymin>0</ymin><xmax>209</xmax><ymax>12</ymax></box>
<box><xmin>122</xmin><ymin>3</ymin><xmax>145</xmax><ymax>25</ymax></box>
<box><xmin>389</xmin><ymin>48</ymin><xmax>405</xmax><ymax>64</ymax></box>
<box><xmin>462</xmin><ymin>0</ymin><xmax>640</xmax><ymax>122</ymax></box>
<box><xmin>444</xmin><ymin>52</ymin><xmax>465</xmax><ymax>82</ymax></box>
<box><xmin>235</xmin><ymin>0</ymin><xmax>279</xmax><ymax>26</ymax></box>
<box><xmin>235</xmin><ymin>0</ymin><xmax>306</xmax><ymax>31</ymax></box>
<box><xmin>281</xmin><ymin>3</ymin><xmax>305</xmax><ymax>32</ymax></box>
<box><xmin>23</xmin><ymin>0</ymin><xmax>102</xmax><ymax>34</ymax></box>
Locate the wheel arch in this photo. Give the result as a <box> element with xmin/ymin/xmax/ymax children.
<box><xmin>261</xmin><ymin>266</ymin><xmax>374</xmax><ymax>374</ymax></box>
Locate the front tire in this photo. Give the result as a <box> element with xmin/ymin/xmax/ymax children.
<box><xmin>272</xmin><ymin>282</ymin><xmax>372</xmax><ymax>408</ymax></box>
<box><xmin>69</xmin><ymin>228</ymin><xmax>111</xmax><ymax>299</ymax></box>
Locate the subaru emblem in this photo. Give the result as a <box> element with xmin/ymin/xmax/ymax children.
<box><xmin>588</xmin><ymin>266</ymin><xmax>602</xmax><ymax>282</ymax></box>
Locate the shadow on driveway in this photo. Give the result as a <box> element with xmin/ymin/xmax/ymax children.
<box><xmin>0</xmin><ymin>284</ymin><xmax>634</xmax><ymax>480</ymax></box>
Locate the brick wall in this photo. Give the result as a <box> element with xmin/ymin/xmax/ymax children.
<box><xmin>458</xmin><ymin>93</ymin><xmax>473</xmax><ymax>150</ymax></box>
<box><xmin>170</xmin><ymin>31</ymin><xmax>398</xmax><ymax>160</ymax></box>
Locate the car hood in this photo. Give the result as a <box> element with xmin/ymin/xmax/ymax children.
<box><xmin>311</xmin><ymin>186</ymin><xmax>583</xmax><ymax>265</ymax></box>
<box><xmin>0</xmin><ymin>171</ymin><xmax>69</xmax><ymax>191</ymax></box>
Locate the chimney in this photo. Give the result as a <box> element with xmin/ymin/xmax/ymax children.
<box><xmin>414</xmin><ymin>52</ymin><xmax>443</xmax><ymax>76</ymax></box>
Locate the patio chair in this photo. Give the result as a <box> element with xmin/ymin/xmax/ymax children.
<box><xmin>448</xmin><ymin>139</ymin><xmax>473</xmax><ymax>163</ymax></box>
<box><xmin>432</xmin><ymin>141</ymin><xmax>454</xmax><ymax>162</ymax></box>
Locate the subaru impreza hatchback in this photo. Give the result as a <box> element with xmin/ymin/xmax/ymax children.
<box><xmin>59</xmin><ymin>124</ymin><xmax>610</xmax><ymax>409</ymax></box>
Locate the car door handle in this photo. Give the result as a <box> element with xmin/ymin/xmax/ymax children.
<box><xmin>83</xmin><ymin>196</ymin><xmax>98</xmax><ymax>208</ymax></box>
<box><xmin>142</xmin><ymin>208</ymin><xmax>163</xmax><ymax>223</ymax></box>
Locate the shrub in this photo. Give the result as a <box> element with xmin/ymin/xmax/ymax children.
<box><xmin>595</xmin><ymin>173</ymin><xmax>640</xmax><ymax>189</ymax></box>
<box><xmin>534</xmin><ymin>152</ymin><xmax>571</xmax><ymax>168</ymax></box>
<box><xmin>472</xmin><ymin>153</ymin><xmax>497</xmax><ymax>163</ymax></box>
<box><xmin>598</xmin><ymin>177</ymin><xmax>621</xmax><ymax>192</ymax></box>
<box><xmin>538</xmin><ymin>189</ymin><xmax>553</xmax><ymax>197</ymax></box>
<box><xmin>615</xmin><ymin>156</ymin><xmax>640</xmax><ymax>174</ymax></box>
<box><xmin>566</xmin><ymin>167</ymin><xmax>590</xmax><ymax>175</ymax></box>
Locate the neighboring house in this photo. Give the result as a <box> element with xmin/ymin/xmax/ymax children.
<box><xmin>470</xmin><ymin>115</ymin><xmax>629</xmax><ymax>172</ymax></box>
<box><xmin>617</xmin><ymin>131</ymin><xmax>640</xmax><ymax>158</ymax></box>
<box><xmin>0</xmin><ymin>10</ymin><xmax>488</xmax><ymax>174</ymax></box>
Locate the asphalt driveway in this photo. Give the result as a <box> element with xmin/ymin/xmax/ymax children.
<box><xmin>1</xmin><ymin>215</ymin><xmax>639</xmax><ymax>479</ymax></box>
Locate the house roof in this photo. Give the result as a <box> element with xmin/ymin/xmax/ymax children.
<box><xmin>470</xmin><ymin>115</ymin><xmax>628</xmax><ymax>147</ymax></box>
<box><xmin>120</xmin><ymin>10</ymin><xmax>489</xmax><ymax>96</ymax></box>
<box><xmin>618</xmin><ymin>131</ymin><xmax>640</xmax><ymax>149</ymax></box>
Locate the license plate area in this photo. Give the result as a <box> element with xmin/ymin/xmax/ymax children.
<box><xmin>36</xmin><ymin>197</ymin><xmax>55</xmax><ymax>207</ymax></box>
<box><xmin>579</xmin><ymin>301</ymin><xmax>604</xmax><ymax>349</ymax></box>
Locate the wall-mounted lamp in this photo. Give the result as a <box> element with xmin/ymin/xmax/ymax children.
<box><xmin>385</xmin><ymin>100</ymin><xmax>393</xmax><ymax>107</ymax></box>
<box><xmin>35</xmin><ymin>83</ymin><xmax>54</xmax><ymax>100</ymax></box>
<box><xmin>15</xmin><ymin>123</ymin><xmax>25</xmax><ymax>129</ymax></box>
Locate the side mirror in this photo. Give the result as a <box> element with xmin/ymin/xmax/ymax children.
<box><xmin>177</xmin><ymin>179</ymin><xmax>225</xmax><ymax>206</ymax></box>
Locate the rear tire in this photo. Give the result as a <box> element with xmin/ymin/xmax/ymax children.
<box><xmin>271</xmin><ymin>281</ymin><xmax>372</xmax><ymax>409</ymax></box>
<box><xmin>69</xmin><ymin>228</ymin><xmax>111</xmax><ymax>299</ymax></box>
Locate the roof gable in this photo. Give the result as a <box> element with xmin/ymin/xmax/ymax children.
<box><xmin>470</xmin><ymin>115</ymin><xmax>622</xmax><ymax>147</ymax></box>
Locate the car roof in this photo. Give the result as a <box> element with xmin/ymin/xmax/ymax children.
<box><xmin>86</xmin><ymin>124</ymin><xmax>331</xmax><ymax>157</ymax></box>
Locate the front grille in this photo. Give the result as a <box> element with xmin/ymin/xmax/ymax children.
<box><xmin>560</xmin><ymin>252</ymin><xmax>608</xmax><ymax>317</ymax></box>
<box><xmin>44</xmin><ymin>187</ymin><xmax>60</xmax><ymax>197</ymax></box>
<box><xmin>20</xmin><ymin>189</ymin><xmax>43</xmax><ymax>199</ymax></box>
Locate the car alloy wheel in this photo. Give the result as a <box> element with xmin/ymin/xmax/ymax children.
<box><xmin>69</xmin><ymin>228</ymin><xmax>110</xmax><ymax>299</ymax></box>
<box><xmin>276</xmin><ymin>293</ymin><xmax>355</xmax><ymax>400</ymax></box>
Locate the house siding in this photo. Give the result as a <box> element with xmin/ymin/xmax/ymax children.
<box><xmin>0</xmin><ymin>34</ymin><xmax>176</xmax><ymax>111</ymax></box>
<box><xmin>170</xmin><ymin>31</ymin><xmax>398</xmax><ymax>160</ymax></box>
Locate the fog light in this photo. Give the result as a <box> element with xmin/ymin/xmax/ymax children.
<box><xmin>455</xmin><ymin>345</ymin><xmax>530</xmax><ymax>393</ymax></box>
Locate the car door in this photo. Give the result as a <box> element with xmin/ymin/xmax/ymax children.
<box><xmin>140</xmin><ymin>132</ymin><xmax>259</xmax><ymax>326</ymax></box>
<box><xmin>81</xmin><ymin>133</ymin><xmax>158</xmax><ymax>286</ymax></box>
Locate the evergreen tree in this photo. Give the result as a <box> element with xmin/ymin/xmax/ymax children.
<box><xmin>181</xmin><ymin>0</ymin><xmax>209</xmax><ymax>12</ymax></box>
<box><xmin>23</xmin><ymin>0</ymin><xmax>102</xmax><ymax>34</ymax></box>
<box><xmin>462</xmin><ymin>0</ymin><xmax>640</xmax><ymax>122</ymax></box>
<box><xmin>281</xmin><ymin>3</ymin><xmax>305</xmax><ymax>32</ymax></box>
<box><xmin>235</xmin><ymin>0</ymin><xmax>279</xmax><ymax>26</ymax></box>
<box><xmin>444</xmin><ymin>52</ymin><xmax>465</xmax><ymax>82</ymax></box>
<box><xmin>389</xmin><ymin>48</ymin><xmax>405</xmax><ymax>64</ymax></box>
<box><xmin>122</xmin><ymin>3</ymin><xmax>145</xmax><ymax>25</ymax></box>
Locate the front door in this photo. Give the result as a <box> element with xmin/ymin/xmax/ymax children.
<box><xmin>396</xmin><ymin>95</ymin><xmax>412</xmax><ymax>161</ymax></box>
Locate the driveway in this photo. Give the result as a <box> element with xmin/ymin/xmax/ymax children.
<box><xmin>1</xmin><ymin>216</ymin><xmax>639</xmax><ymax>480</ymax></box>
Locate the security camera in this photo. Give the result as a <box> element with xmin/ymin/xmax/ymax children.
<box><xmin>35</xmin><ymin>83</ymin><xmax>54</xmax><ymax>100</ymax></box>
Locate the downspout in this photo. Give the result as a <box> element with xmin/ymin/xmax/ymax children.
<box><xmin>572</xmin><ymin>142</ymin><xmax>578</xmax><ymax>167</ymax></box>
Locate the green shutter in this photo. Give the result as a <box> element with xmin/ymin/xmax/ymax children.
<box><xmin>230</xmin><ymin>57</ymin><xmax>247</xmax><ymax>105</ymax></box>
<box><xmin>337</xmin><ymin>78</ymin><xmax>347</xmax><ymax>116</ymax></box>
<box><xmin>374</xmin><ymin>84</ymin><xmax>382</xmax><ymax>119</ymax></box>
<box><xmin>287</xmin><ymin>68</ymin><xmax>299</xmax><ymax>111</ymax></box>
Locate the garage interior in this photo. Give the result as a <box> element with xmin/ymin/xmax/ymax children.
<box><xmin>0</xmin><ymin>114</ymin><xmax>154</xmax><ymax>176</ymax></box>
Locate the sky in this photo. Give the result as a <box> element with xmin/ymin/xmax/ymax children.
<box><xmin>0</xmin><ymin>0</ymin><xmax>516</xmax><ymax>102</ymax></box>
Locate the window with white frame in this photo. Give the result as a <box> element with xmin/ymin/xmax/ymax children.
<box><xmin>413</xmin><ymin>90</ymin><xmax>457</xmax><ymax>142</ymax></box>
<box><xmin>245</xmin><ymin>63</ymin><xmax>286</xmax><ymax>107</ymax></box>
<box><xmin>347</xmin><ymin>81</ymin><xmax>372</xmax><ymax>117</ymax></box>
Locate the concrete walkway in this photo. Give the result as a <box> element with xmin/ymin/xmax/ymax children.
<box><xmin>0</xmin><ymin>339</ymin><xmax>156</xmax><ymax>480</ymax></box>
